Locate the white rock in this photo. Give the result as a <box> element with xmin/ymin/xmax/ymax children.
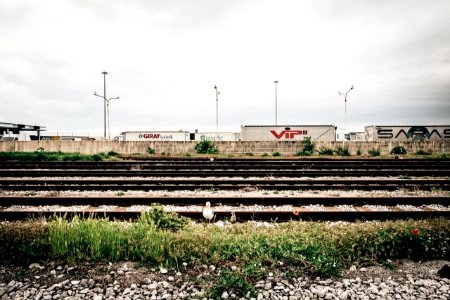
<box><xmin>168</xmin><ymin>276</ymin><xmax>175</xmax><ymax>282</ymax></box>
<box><xmin>160</xmin><ymin>267</ymin><xmax>168</xmax><ymax>274</ymax></box>
<box><xmin>221</xmin><ymin>291</ymin><xmax>229</xmax><ymax>299</ymax></box>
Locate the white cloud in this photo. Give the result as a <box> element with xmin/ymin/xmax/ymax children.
<box><xmin>0</xmin><ymin>0</ymin><xmax>449</xmax><ymax>136</ymax></box>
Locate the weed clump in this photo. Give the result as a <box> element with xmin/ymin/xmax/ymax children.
<box><xmin>296</xmin><ymin>137</ymin><xmax>315</xmax><ymax>156</ymax></box>
<box><xmin>319</xmin><ymin>148</ymin><xmax>334</xmax><ymax>156</ymax></box>
<box><xmin>391</xmin><ymin>146</ymin><xmax>407</xmax><ymax>155</ymax></box>
<box><xmin>335</xmin><ymin>147</ymin><xmax>350</xmax><ymax>156</ymax></box>
<box><xmin>368</xmin><ymin>149</ymin><xmax>381</xmax><ymax>157</ymax></box>
<box><xmin>195</xmin><ymin>140</ymin><xmax>218</xmax><ymax>154</ymax></box>
<box><xmin>415</xmin><ymin>149</ymin><xmax>431</xmax><ymax>155</ymax></box>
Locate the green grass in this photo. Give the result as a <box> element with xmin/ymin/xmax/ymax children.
<box><xmin>0</xmin><ymin>215</ymin><xmax>449</xmax><ymax>297</ymax></box>
<box><xmin>0</xmin><ymin>151</ymin><xmax>120</xmax><ymax>162</ymax></box>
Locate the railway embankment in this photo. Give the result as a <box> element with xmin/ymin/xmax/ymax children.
<box><xmin>1</xmin><ymin>140</ymin><xmax>449</xmax><ymax>155</ymax></box>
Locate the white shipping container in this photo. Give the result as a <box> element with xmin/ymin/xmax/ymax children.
<box><xmin>194</xmin><ymin>132</ymin><xmax>240</xmax><ymax>142</ymax></box>
<box><xmin>241</xmin><ymin>125</ymin><xmax>336</xmax><ymax>142</ymax></box>
<box><xmin>121</xmin><ymin>131</ymin><xmax>190</xmax><ymax>141</ymax></box>
<box><xmin>364</xmin><ymin>125</ymin><xmax>450</xmax><ymax>141</ymax></box>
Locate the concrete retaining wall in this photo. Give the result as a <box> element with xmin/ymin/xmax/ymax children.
<box><xmin>0</xmin><ymin>141</ymin><xmax>449</xmax><ymax>155</ymax></box>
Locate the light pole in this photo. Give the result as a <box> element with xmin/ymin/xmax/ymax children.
<box><xmin>214</xmin><ymin>85</ymin><xmax>220</xmax><ymax>132</ymax></box>
<box><xmin>94</xmin><ymin>71</ymin><xmax>119</xmax><ymax>139</ymax></box>
<box><xmin>106</xmin><ymin>97</ymin><xmax>119</xmax><ymax>140</ymax></box>
<box><xmin>274</xmin><ymin>81</ymin><xmax>278</xmax><ymax>125</ymax></box>
<box><xmin>338</xmin><ymin>85</ymin><xmax>354</xmax><ymax>130</ymax></box>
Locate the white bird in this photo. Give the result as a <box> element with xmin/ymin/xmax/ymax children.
<box><xmin>203</xmin><ymin>201</ymin><xmax>214</xmax><ymax>222</ymax></box>
<box><xmin>230</xmin><ymin>212</ymin><xmax>237</xmax><ymax>223</ymax></box>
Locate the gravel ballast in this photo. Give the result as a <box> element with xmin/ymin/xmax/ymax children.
<box><xmin>1</xmin><ymin>261</ymin><xmax>449</xmax><ymax>300</ymax></box>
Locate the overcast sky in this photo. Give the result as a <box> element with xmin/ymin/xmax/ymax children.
<box><xmin>1</xmin><ymin>0</ymin><xmax>449</xmax><ymax>137</ymax></box>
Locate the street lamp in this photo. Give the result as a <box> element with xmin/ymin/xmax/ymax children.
<box><xmin>274</xmin><ymin>81</ymin><xmax>279</xmax><ymax>125</ymax></box>
<box><xmin>94</xmin><ymin>71</ymin><xmax>119</xmax><ymax>139</ymax></box>
<box><xmin>106</xmin><ymin>97</ymin><xmax>119</xmax><ymax>140</ymax></box>
<box><xmin>338</xmin><ymin>85</ymin><xmax>354</xmax><ymax>130</ymax></box>
<box><xmin>214</xmin><ymin>85</ymin><xmax>220</xmax><ymax>132</ymax></box>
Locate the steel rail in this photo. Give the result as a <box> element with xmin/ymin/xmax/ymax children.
<box><xmin>0</xmin><ymin>182</ymin><xmax>448</xmax><ymax>191</ymax></box>
<box><xmin>1</xmin><ymin>196</ymin><xmax>448</xmax><ymax>206</ymax></box>
<box><xmin>0</xmin><ymin>161</ymin><xmax>448</xmax><ymax>169</ymax></box>
<box><xmin>0</xmin><ymin>178</ymin><xmax>448</xmax><ymax>184</ymax></box>
<box><xmin>0</xmin><ymin>209</ymin><xmax>448</xmax><ymax>222</ymax></box>
<box><xmin>1</xmin><ymin>170</ymin><xmax>449</xmax><ymax>177</ymax></box>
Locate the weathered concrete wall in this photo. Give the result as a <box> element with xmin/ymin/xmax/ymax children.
<box><xmin>0</xmin><ymin>140</ymin><xmax>449</xmax><ymax>155</ymax></box>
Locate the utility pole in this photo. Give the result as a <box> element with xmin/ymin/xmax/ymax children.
<box><xmin>274</xmin><ymin>81</ymin><xmax>279</xmax><ymax>125</ymax></box>
<box><xmin>214</xmin><ymin>85</ymin><xmax>220</xmax><ymax>132</ymax></box>
<box><xmin>94</xmin><ymin>71</ymin><xmax>119</xmax><ymax>139</ymax></box>
<box><xmin>338</xmin><ymin>85</ymin><xmax>354</xmax><ymax>130</ymax></box>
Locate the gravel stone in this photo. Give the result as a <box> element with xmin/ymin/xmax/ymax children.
<box><xmin>1</xmin><ymin>261</ymin><xmax>449</xmax><ymax>300</ymax></box>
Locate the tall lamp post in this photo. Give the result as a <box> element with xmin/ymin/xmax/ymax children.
<box><xmin>274</xmin><ymin>81</ymin><xmax>279</xmax><ymax>125</ymax></box>
<box><xmin>106</xmin><ymin>97</ymin><xmax>119</xmax><ymax>140</ymax></box>
<box><xmin>338</xmin><ymin>85</ymin><xmax>354</xmax><ymax>130</ymax></box>
<box><xmin>214</xmin><ymin>85</ymin><xmax>220</xmax><ymax>132</ymax></box>
<box><xmin>94</xmin><ymin>71</ymin><xmax>119</xmax><ymax>139</ymax></box>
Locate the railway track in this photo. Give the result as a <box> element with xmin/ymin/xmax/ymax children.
<box><xmin>0</xmin><ymin>178</ymin><xmax>448</xmax><ymax>191</ymax></box>
<box><xmin>1</xmin><ymin>195</ymin><xmax>449</xmax><ymax>222</ymax></box>
<box><xmin>1</xmin><ymin>158</ymin><xmax>449</xmax><ymax>221</ymax></box>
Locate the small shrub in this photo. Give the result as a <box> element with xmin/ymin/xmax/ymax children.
<box><xmin>107</xmin><ymin>151</ymin><xmax>118</xmax><ymax>156</ymax></box>
<box><xmin>368</xmin><ymin>149</ymin><xmax>380</xmax><ymax>157</ymax></box>
<box><xmin>391</xmin><ymin>146</ymin><xmax>407</xmax><ymax>155</ymax></box>
<box><xmin>261</xmin><ymin>153</ymin><xmax>268</xmax><ymax>157</ymax></box>
<box><xmin>147</xmin><ymin>147</ymin><xmax>156</xmax><ymax>155</ymax></box>
<box><xmin>415</xmin><ymin>149</ymin><xmax>431</xmax><ymax>155</ymax></box>
<box><xmin>92</xmin><ymin>154</ymin><xmax>103</xmax><ymax>161</ymax></box>
<box><xmin>140</xmin><ymin>205</ymin><xmax>189</xmax><ymax>231</ymax></box>
<box><xmin>244</xmin><ymin>151</ymin><xmax>253</xmax><ymax>156</ymax></box>
<box><xmin>297</xmin><ymin>137</ymin><xmax>315</xmax><ymax>156</ymax></box>
<box><xmin>319</xmin><ymin>148</ymin><xmax>334</xmax><ymax>156</ymax></box>
<box><xmin>116</xmin><ymin>191</ymin><xmax>125</xmax><ymax>196</ymax></box>
<box><xmin>335</xmin><ymin>147</ymin><xmax>350</xmax><ymax>156</ymax></box>
<box><xmin>356</xmin><ymin>149</ymin><xmax>362</xmax><ymax>156</ymax></box>
<box><xmin>195</xmin><ymin>140</ymin><xmax>218</xmax><ymax>154</ymax></box>
<box><xmin>272</xmin><ymin>152</ymin><xmax>281</xmax><ymax>157</ymax></box>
